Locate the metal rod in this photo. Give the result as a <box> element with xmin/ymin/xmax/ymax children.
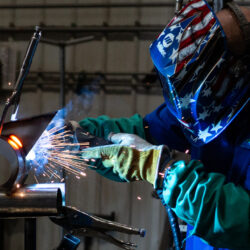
<box><xmin>59</xmin><ymin>45</ymin><xmax>66</xmax><ymax>108</ymax></box>
<box><xmin>58</xmin><ymin>47</ymin><xmax>66</xmax><ymax>240</ymax></box>
<box><xmin>25</xmin><ymin>218</ymin><xmax>36</xmax><ymax>250</ymax></box>
<box><xmin>0</xmin><ymin>2</ymin><xmax>176</xmax><ymax>9</ymax></box>
<box><xmin>29</xmin><ymin>70</ymin><xmax>157</xmax><ymax>76</ymax></box>
<box><xmin>39</xmin><ymin>36</ymin><xmax>95</xmax><ymax>108</ymax></box>
<box><xmin>19</xmin><ymin>71</ymin><xmax>160</xmax><ymax>87</ymax></box>
<box><xmin>0</xmin><ymin>25</ymin><xmax>164</xmax><ymax>33</ymax></box>
<box><xmin>0</xmin><ymin>219</ymin><xmax>4</xmax><ymax>249</ymax></box>
<box><xmin>40</xmin><ymin>36</ymin><xmax>94</xmax><ymax>47</ymax></box>
<box><xmin>0</xmin><ymin>25</ymin><xmax>163</xmax><ymax>42</ymax></box>
<box><xmin>0</xmin><ymin>184</ymin><xmax>63</xmax><ymax>217</ymax></box>
<box><xmin>0</xmin><ymin>1</ymin><xmax>248</xmax><ymax>9</ymax></box>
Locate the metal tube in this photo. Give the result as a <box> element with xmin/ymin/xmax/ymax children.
<box><xmin>0</xmin><ymin>1</ymin><xmax>248</xmax><ymax>9</ymax></box>
<box><xmin>0</xmin><ymin>2</ymin><xmax>175</xmax><ymax>9</ymax></box>
<box><xmin>0</xmin><ymin>25</ymin><xmax>163</xmax><ymax>42</ymax></box>
<box><xmin>0</xmin><ymin>25</ymin><xmax>164</xmax><ymax>33</ymax></box>
<box><xmin>59</xmin><ymin>45</ymin><xmax>66</xmax><ymax>109</ymax></box>
<box><xmin>0</xmin><ymin>184</ymin><xmax>64</xmax><ymax>217</ymax></box>
<box><xmin>0</xmin><ymin>219</ymin><xmax>4</xmax><ymax>249</ymax></box>
<box><xmin>40</xmin><ymin>36</ymin><xmax>94</xmax><ymax>47</ymax></box>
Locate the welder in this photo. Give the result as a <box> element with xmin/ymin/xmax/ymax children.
<box><xmin>75</xmin><ymin>0</ymin><xmax>250</xmax><ymax>249</ymax></box>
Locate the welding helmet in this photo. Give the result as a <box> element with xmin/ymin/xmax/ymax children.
<box><xmin>150</xmin><ymin>0</ymin><xmax>250</xmax><ymax>145</ymax></box>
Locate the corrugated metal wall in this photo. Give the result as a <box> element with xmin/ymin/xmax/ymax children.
<box><xmin>0</xmin><ymin>0</ymin><xmax>176</xmax><ymax>249</ymax></box>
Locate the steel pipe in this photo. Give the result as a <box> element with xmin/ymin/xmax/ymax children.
<box><xmin>0</xmin><ymin>2</ymin><xmax>175</xmax><ymax>9</ymax></box>
<box><xmin>0</xmin><ymin>184</ymin><xmax>64</xmax><ymax>217</ymax></box>
<box><xmin>0</xmin><ymin>1</ymin><xmax>248</xmax><ymax>9</ymax></box>
<box><xmin>0</xmin><ymin>136</ymin><xmax>26</xmax><ymax>192</ymax></box>
<box><xmin>0</xmin><ymin>25</ymin><xmax>163</xmax><ymax>42</ymax></box>
<box><xmin>0</xmin><ymin>25</ymin><xmax>163</xmax><ymax>33</ymax></box>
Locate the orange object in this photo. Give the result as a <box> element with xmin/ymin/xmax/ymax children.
<box><xmin>8</xmin><ymin>139</ymin><xmax>20</xmax><ymax>150</ymax></box>
<box><xmin>9</xmin><ymin>135</ymin><xmax>23</xmax><ymax>148</ymax></box>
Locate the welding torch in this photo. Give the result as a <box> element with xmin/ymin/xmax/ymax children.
<box><xmin>0</xmin><ymin>26</ymin><xmax>42</xmax><ymax>135</ymax></box>
<box><xmin>175</xmin><ymin>0</ymin><xmax>183</xmax><ymax>14</ymax></box>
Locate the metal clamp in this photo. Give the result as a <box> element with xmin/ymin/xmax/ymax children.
<box><xmin>51</xmin><ymin>206</ymin><xmax>146</xmax><ymax>250</ymax></box>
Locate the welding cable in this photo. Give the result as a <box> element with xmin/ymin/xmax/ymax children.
<box><xmin>166</xmin><ymin>206</ymin><xmax>183</xmax><ymax>250</ymax></box>
<box><xmin>155</xmin><ymin>151</ymin><xmax>190</xmax><ymax>250</ymax></box>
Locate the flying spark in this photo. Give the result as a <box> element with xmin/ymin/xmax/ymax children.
<box><xmin>26</xmin><ymin>122</ymin><xmax>93</xmax><ymax>183</ymax></box>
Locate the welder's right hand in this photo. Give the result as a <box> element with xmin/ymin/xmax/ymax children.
<box><xmin>76</xmin><ymin>115</ymin><xmax>147</xmax><ymax>182</ymax></box>
<box><xmin>81</xmin><ymin>133</ymin><xmax>172</xmax><ymax>185</ymax></box>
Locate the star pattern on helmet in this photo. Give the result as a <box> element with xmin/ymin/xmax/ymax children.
<box><xmin>198</xmin><ymin>127</ymin><xmax>212</xmax><ymax>142</ymax></box>
<box><xmin>169</xmin><ymin>47</ymin><xmax>178</xmax><ymax>63</ymax></box>
<box><xmin>174</xmin><ymin>67</ymin><xmax>188</xmax><ymax>82</ymax></box>
<box><xmin>211</xmin><ymin>121</ymin><xmax>223</xmax><ymax>133</ymax></box>
<box><xmin>180</xmin><ymin>93</ymin><xmax>195</xmax><ymax>109</ymax></box>
<box><xmin>206</xmin><ymin>100</ymin><xmax>216</xmax><ymax>110</ymax></box>
<box><xmin>213</xmin><ymin>104</ymin><xmax>223</xmax><ymax>113</ymax></box>
<box><xmin>169</xmin><ymin>23</ymin><xmax>181</xmax><ymax>32</ymax></box>
<box><xmin>176</xmin><ymin>30</ymin><xmax>183</xmax><ymax>42</ymax></box>
<box><xmin>198</xmin><ymin>109</ymin><xmax>210</xmax><ymax>120</ymax></box>
<box><xmin>202</xmin><ymin>87</ymin><xmax>212</xmax><ymax>97</ymax></box>
<box><xmin>190</xmin><ymin>61</ymin><xmax>205</xmax><ymax>81</ymax></box>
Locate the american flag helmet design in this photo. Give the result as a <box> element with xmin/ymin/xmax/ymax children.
<box><xmin>150</xmin><ymin>0</ymin><xmax>250</xmax><ymax>145</ymax></box>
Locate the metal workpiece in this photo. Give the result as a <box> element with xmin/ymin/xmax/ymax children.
<box><xmin>1</xmin><ymin>113</ymin><xmax>55</xmax><ymax>154</ymax></box>
<box><xmin>0</xmin><ymin>113</ymin><xmax>55</xmax><ymax>192</ymax></box>
<box><xmin>0</xmin><ymin>136</ymin><xmax>26</xmax><ymax>192</ymax></box>
<box><xmin>0</xmin><ymin>184</ymin><xmax>64</xmax><ymax>217</ymax></box>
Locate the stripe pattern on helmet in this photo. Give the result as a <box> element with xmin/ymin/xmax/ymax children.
<box><xmin>150</xmin><ymin>0</ymin><xmax>250</xmax><ymax>145</ymax></box>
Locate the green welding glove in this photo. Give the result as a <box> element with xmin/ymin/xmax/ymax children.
<box><xmin>158</xmin><ymin>160</ymin><xmax>250</xmax><ymax>249</ymax></box>
<box><xmin>78</xmin><ymin>114</ymin><xmax>146</xmax><ymax>182</ymax></box>
<box><xmin>81</xmin><ymin>133</ymin><xmax>171</xmax><ymax>185</ymax></box>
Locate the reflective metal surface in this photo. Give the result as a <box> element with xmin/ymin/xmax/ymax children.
<box><xmin>0</xmin><ymin>137</ymin><xmax>26</xmax><ymax>191</ymax></box>
<box><xmin>0</xmin><ymin>184</ymin><xmax>64</xmax><ymax>217</ymax></box>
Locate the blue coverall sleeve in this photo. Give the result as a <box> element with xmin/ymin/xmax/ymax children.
<box><xmin>157</xmin><ymin>160</ymin><xmax>250</xmax><ymax>249</ymax></box>
<box><xmin>144</xmin><ymin>103</ymin><xmax>190</xmax><ymax>152</ymax></box>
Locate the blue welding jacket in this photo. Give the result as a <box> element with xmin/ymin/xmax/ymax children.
<box><xmin>144</xmin><ymin>103</ymin><xmax>250</xmax><ymax>250</ymax></box>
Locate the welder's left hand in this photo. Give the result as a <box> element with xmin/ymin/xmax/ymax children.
<box><xmin>81</xmin><ymin>133</ymin><xmax>171</xmax><ymax>185</ymax></box>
